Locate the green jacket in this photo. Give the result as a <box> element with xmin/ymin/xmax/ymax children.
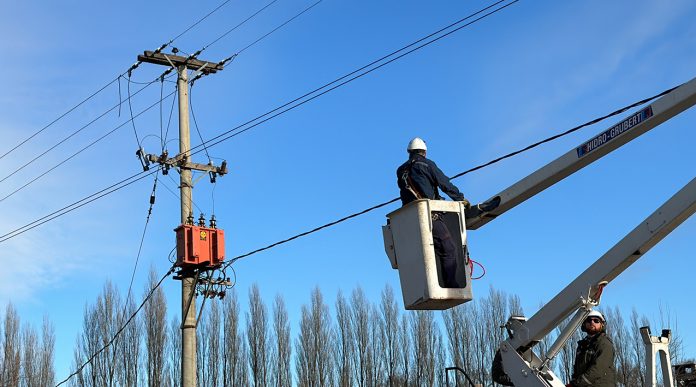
<box><xmin>571</xmin><ymin>332</ymin><xmax>617</xmax><ymax>387</ymax></box>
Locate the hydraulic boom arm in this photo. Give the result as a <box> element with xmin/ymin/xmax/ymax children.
<box><xmin>499</xmin><ymin>175</ymin><xmax>696</xmax><ymax>386</ymax></box>
<box><xmin>467</xmin><ymin>76</ymin><xmax>696</xmax><ymax>230</ymax></box>
<box><xmin>476</xmin><ymin>76</ymin><xmax>696</xmax><ymax>386</ymax></box>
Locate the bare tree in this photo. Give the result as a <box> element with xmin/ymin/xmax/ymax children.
<box><xmin>197</xmin><ymin>298</ymin><xmax>221</xmax><ymax>387</ymax></box>
<box><xmin>143</xmin><ymin>268</ymin><xmax>168</xmax><ymax>387</ymax></box>
<box><xmin>443</xmin><ymin>302</ymin><xmax>475</xmax><ymax>386</ymax></box>
<box><xmin>209</xmin><ymin>301</ymin><xmax>222</xmax><ymax>387</ymax></box>
<box><xmin>270</xmin><ymin>295</ymin><xmax>292</xmax><ymax>387</ymax></box>
<box><xmin>71</xmin><ymin>281</ymin><xmax>122</xmax><ymax>387</ymax></box>
<box><xmin>369</xmin><ymin>304</ymin><xmax>385</xmax><ymax>386</ymax></box>
<box><xmin>629</xmin><ymin>309</ymin><xmax>649</xmax><ymax>387</ymax></box>
<box><xmin>38</xmin><ymin>316</ymin><xmax>55</xmax><ymax>386</ymax></box>
<box><xmin>21</xmin><ymin>323</ymin><xmax>38</xmax><ymax>387</ymax></box>
<box><xmin>295</xmin><ymin>287</ymin><xmax>334</xmax><ymax>387</ymax></box>
<box><xmin>166</xmin><ymin>316</ymin><xmax>181</xmax><ymax>387</ymax></box>
<box><xmin>247</xmin><ymin>284</ymin><xmax>269</xmax><ymax>387</ymax></box>
<box><xmin>350</xmin><ymin>288</ymin><xmax>371</xmax><ymax>387</ymax></box>
<box><xmin>310</xmin><ymin>287</ymin><xmax>334</xmax><ymax>387</ymax></box>
<box><xmin>409</xmin><ymin>310</ymin><xmax>440</xmax><ymax>387</ymax></box>
<box><xmin>410</xmin><ymin>310</ymin><xmax>441</xmax><ymax>386</ymax></box>
<box><xmin>116</xmin><ymin>294</ymin><xmax>141</xmax><ymax>387</ymax></box>
<box><xmin>657</xmin><ymin>302</ymin><xmax>684</xmax><ymax>365</ymax></box>
<box><xmin>604</xmin><ymin>306</ymin><xmax>633</xmax><ymax>386</ymax></box>
<box><xmin>1</xmin><ymin>303</ymin><xmax>21</xmax><ymax>386</ymax></box>
<box><xmin>334</xmin><ymin>291</ymin><xmax>353</xmax><ymax>387</ymax></box>
<box><xmin>211</xmin><ymin>301</ymin><xmax>223</xmax><ymax>386</ymax></box>
<box><xmin>379</xmin><ymin>286</ymin><xmax>400</xmax><ymax>387</ymax></box>
<box><xmin>222</xmin><ymin>291</ymin><xmax>247</xmax><ymax>387</ymax></box>
<box><xmin>399</xmin><ymin>314</ymin><xmax>411</xmax><ymax>386</ymax></box>
<box><xmin>296</xmin><ymin>304</ymin><xmax>313</xmax><ymax>386</ymax></box>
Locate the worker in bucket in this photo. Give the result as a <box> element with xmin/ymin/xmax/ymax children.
<box><xmin>396</xmin><ymin>137</ymin><xmax>470</xmax><ymax>287</ymax></box>
<box><xmin>567</xmin><ymin>310</ymin><xmax>617</xmax><ymax>387</ymax></box>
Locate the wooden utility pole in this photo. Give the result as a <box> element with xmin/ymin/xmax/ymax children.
<box><xmin>138</xmin><ymin>50</ymin><xmax>226</xmax><ymax>387</ymax></box>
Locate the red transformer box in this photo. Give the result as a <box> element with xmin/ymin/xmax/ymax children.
<box><xmin>175</xmin><ymin>224</ymin><xmax>225</xmax><ymax>268</ymax></box>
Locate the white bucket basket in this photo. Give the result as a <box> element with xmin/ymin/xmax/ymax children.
<box><xmin>383</xmin><ymin>199</ymin><xmax>473</xmax><ymax>310</ymax></box>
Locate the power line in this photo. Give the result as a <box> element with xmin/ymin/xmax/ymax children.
<box><xmin>0</xmin><ymin>89</ymin><xmax>177</xmax><ymax>203</ymax></box>
<box><xmin>125</xmin><ymin>172</ymin><xmax>159</xmax><ymax>304</ymax></box>
<box><xmin>0</xmin><ymin>84</ymin><xmax>678</xmax><ymax>248</ymax></box>
<box><xmin>199</xmin><ymin>0</ymin><xmax>280</xmax><ymax>53</ymax></box>
<box><xmin>189</xmin><ymin>84</ymin><xmax>212</xmax><ymax>162</ymax></box>
<box><xmin>1</xmin><ymin>0</ymin><xmax>287</xmax><ymax>197</ymax></box>
<box><xmin>0</xmin><ymin>168</ymin><xmax>158</xmax><ymax>243</ymax></box>
<box><xmin>223</xmin><ymin>84</ymin><xmax>680</xmax><ymax>266</ymax></box>
<box><xmin>0</xmin><ymin>0</ymin><xmax>233</xmax><ymax>163</ymax></box>
<box><xmin>0</xmin><ymin>78</ymin><xmax>119</xmax><ymax>162</ymax></box>
<box><xmin>184</xmin><ymin>0</ymin><xmax>518</xmax><ymax>159</ymax></box>
<box><xmin>54</xmin><ymin>264</ymin><xmax>175</xmax><ymax>387</ymax></box>
<box><xmin>236</xmin><ymin>0</ymin><xmax>322</xmax><ymax>57</ymax></box>
<box><xmin>0</xmin><ymin>78</ymin><xmax>162</xmax><ymax>186</ymax></box>
<box><xmin>171</xmin><ymin>0</ymin><xmax>233</xmax><ymax>44</ymax></box>
<box><xmin>0</xmin><ymin>0</ymin><xmax>676</xmax><ymax>248</ymax></box>
<box><xmin>126</xmin><ymin>76</ymin><xmax>144</xmax><ymax>148</ymax></box>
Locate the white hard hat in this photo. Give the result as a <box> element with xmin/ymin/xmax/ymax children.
<box><xmin>586</xmin><ymin>310</ymin><xmax>605</xmax><ymax>322</ymax></box>
<box><xmin>407</xmin><ymin>137</ymin><xmax>427</xmax><ymax>152</ymax></box>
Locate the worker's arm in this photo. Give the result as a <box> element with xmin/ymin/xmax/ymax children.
<box><xmin>428</xmin><ymin>160</ymin><xmax>466</xmax><ymax>201</ymax></box>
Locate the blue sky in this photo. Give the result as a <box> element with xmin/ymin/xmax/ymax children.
<box><xmin>2</xmin><ymin>0</ymin><xmax>696</xmax><ymax>380</ymax></box>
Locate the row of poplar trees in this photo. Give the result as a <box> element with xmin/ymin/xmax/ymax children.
<box><xmin>0</xmin><ymin>268</ymin><xmax>687</xmax><ymax>386</ymax></box>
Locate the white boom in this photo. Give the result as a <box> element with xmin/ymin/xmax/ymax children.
<box><xmin>499</xmin><ymin>176</ymin><xmax>696</xmax><ymax>386</ymax></box>
<box><xmin>472</xmin><ymin>77</ymin><xmax>696</xmax><ymax>386</ymax></box>
<box><xmin>467</xmin><ymin>76</ymin><xmax>696</xmax><ymax>230</ymax></box>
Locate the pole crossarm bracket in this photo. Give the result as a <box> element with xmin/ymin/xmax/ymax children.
<box><xmin>138</xmin><ymin>51</ymin><xmax>224</xmax><ymax>74</ymax></box>
<box><xmin>146</xmin><ymin>152</ymin><xmax>228</xmax><ymax>175</ymax></box>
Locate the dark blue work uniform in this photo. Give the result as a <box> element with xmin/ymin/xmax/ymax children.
<box><xmin>396</xmin><ymin>154</ymin><xmax>466</xmax><ymax>287</ymax></box>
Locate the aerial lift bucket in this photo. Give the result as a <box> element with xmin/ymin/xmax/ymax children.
<box><xmin>382</xmin><ymin>199</ymin><xmax>473</xmax><ymax>310</ymax></box>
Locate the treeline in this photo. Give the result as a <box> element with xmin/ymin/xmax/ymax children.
<box><xmin>0</xmin><ymin>304</ymin><xmax>55</xmax><ymax>386</ymax></box>
<box><xmin>0</xmin><ymin>269</ymin><xmax>687</xmax><ymax>386</ymax></box>
<box><xmin>67</xmin><ymin>271</ymin><xmax>526</xmax><ymax>387</ymax></box>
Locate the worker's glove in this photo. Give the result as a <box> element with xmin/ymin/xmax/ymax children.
<box><xmin>461</xmin><ymin>199</ymin><xmax>471</xmax><ymax>210</ymax></box>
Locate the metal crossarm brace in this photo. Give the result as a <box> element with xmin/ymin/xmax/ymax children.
<box><xmin>138</xmin><ymin>51</ymin><xmax>224</xmax><ymax>74</ymax></box>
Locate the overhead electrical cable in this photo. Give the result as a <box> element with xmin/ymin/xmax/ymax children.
<box><xmin>170</xmin><ymin>0</ymin><xmax>233</xmax><ymax>44</ymax></box>
<box><xmin>54</xmin><ymin>264</ymin><xmax>175</xmax><ymax>387</ymax></box>
<box><xmin>0</xmin><ymin>78</ymin><xmax>164</xmax><ymax>185</ymax></box>
<box><xmin>2</xmin><ymin>0</ymin><xmax>283</xmax><ymax>195</ymax></box>
<box><xmin>0</xmin><ymin>168</ymin><xmax>158</xmax><ymax>243</ymax></box>
<box><xmin>0</xmin><ymin>72</ymin><xmax>679</xmax><ymax>249</ymax></box>
<box><xmin>223</xmin><ymin>84</ymin><xmax>681</xmax><ymax>266</ymax></box>
<box><xmin>0</xmin><ymin>0</ymin><xmax>678</xmax><ymax>250</ymax></box>
<box><xmin>183</xmin><ymin>0</ymin><xmax>518</xmax><ymax>159</ymax></box>
<box><xmin>0</xmin><ymin>84</ymin><xmax>679</xmax><ymax>245</ymax></box>
<box><xmin>184</xmin><ymin>0</ymin><xmax>323</xmax><ymax>159</ymax></box>
<box><xmin>125</xmin><ymin>172</ymin><xmax>159</xmax><ymax>304</ymax></box>
<box><xmin>0</xmin><ymin>0</ymin><xmax>233</xmax><ymax>163</ymax></box>
<box><xmin>198</xmin><ymin>0</ymin><xmax>280</xmax><ymax>54</ymax></box>
<box><xmin>126</xmin><ymin>76</ymin><xmax>144</xmax><ymax>148</ymax></box>
<box><xmin>0</xmin><ymin>89</ymin><xmax>177</xmax><ymax>203</ymax></box>
<box><xmin>189</xmin><ymin>84</ymin><xmax>213</xmax><ymax>162</ymax></box>
<box><xmin>235</xmin><ymin>0</ymin><xmax>322</xmax><ymax>57</ymax></box>
<box><xmin>163</xmin><ymin>85</ymin><xmax>179</xmax><ymax>150</ymax></box>
<box><xmin>0</xmin><ymin>79</ymin><xmax>119</xmax><ymax>162</ymax></box>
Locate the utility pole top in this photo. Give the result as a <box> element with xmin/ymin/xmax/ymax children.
<box><xmin>138</xmin><ymin>50</ymin><xmax>225</xmax><ymax>74</ymax></box>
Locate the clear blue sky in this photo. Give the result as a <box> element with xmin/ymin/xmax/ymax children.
<box><xmin>1</xmin><ymin>0</ymin><xmax>695</xmax><ymax>380</ymax></box>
